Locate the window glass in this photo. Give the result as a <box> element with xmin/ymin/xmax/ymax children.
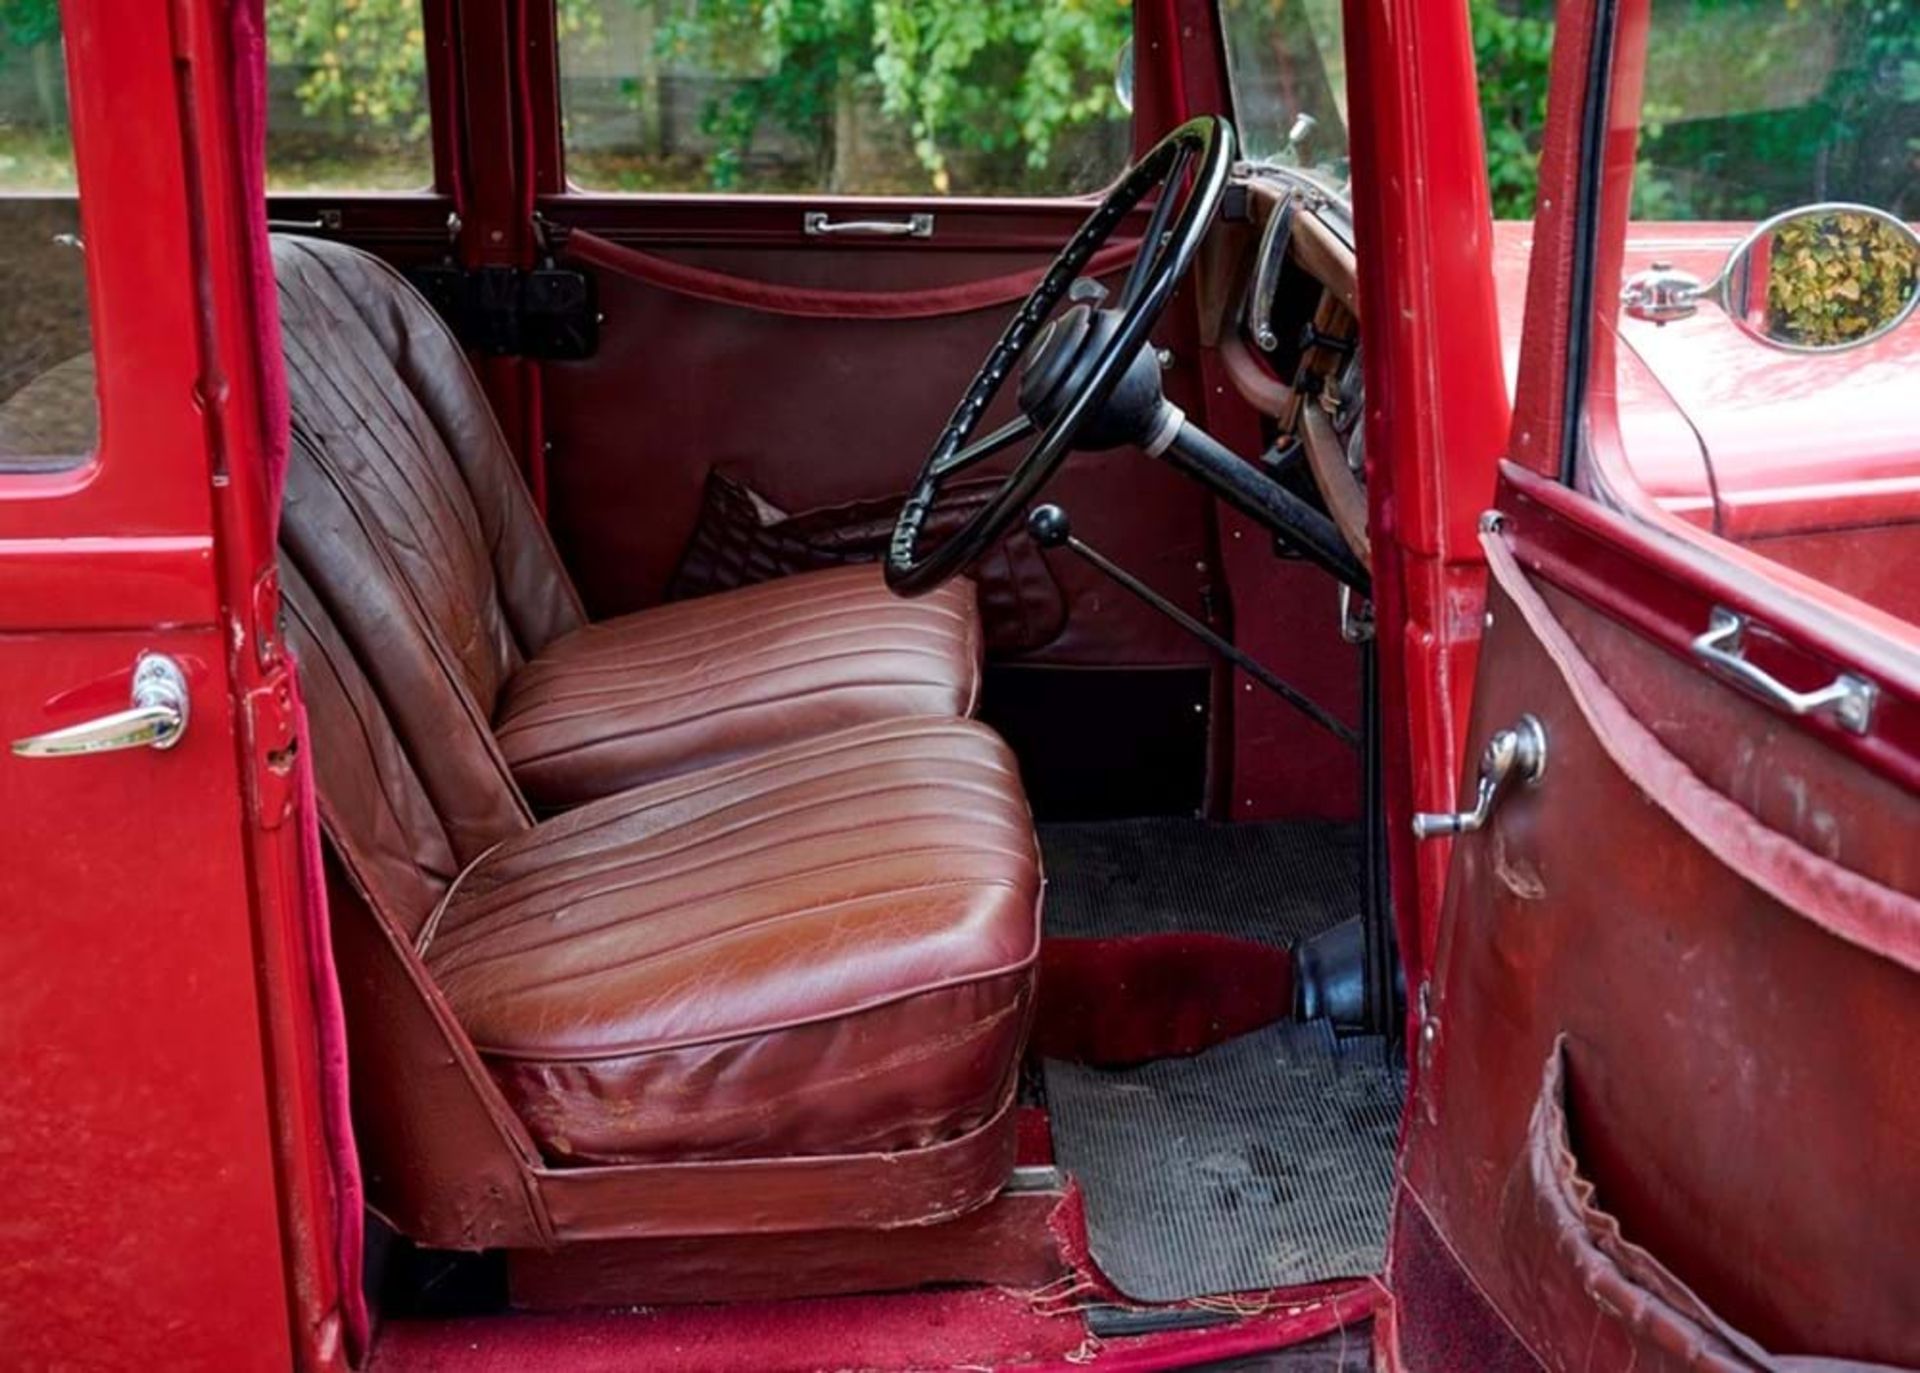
<box><xmin>558</xmin><ymin>0</ymin><xmax>1133</xmax><ymax>196</ymax></box>
<box><xmin>1628</xmin><ymin>0</ymin><xmax>1915</xmax><ymax>220</ymax></box>
<box><xmin>1585</xmin><ymin>0</ymin><xmax>1919</xmax><ymax>635</ymax></box>
<box><xmin>266</xmin><ymin>0</ymin><xmax>432</xmax><ymax>191</ymax></box>
<box><xmin>1219</xmin><ymin>0</ymin><xmax>1351</xmax><ymax>189</ymax></box>
<box><xmin>0</xmin><ymin>6</ymin><xmax>95</xmax><ymax>465</ymax></box>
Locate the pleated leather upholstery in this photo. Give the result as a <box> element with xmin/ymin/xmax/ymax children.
<box><xmin>275</xmin><ymin>234</ymin><xmax>585</xmax><ymax>712</ymax></box>
<box><xmin>274</xmin><ymin>233</ymin><xmax>985</xmax><ymax>811</ymax></box>
<box><xmin>425</xmin><ymin>716</ymin><xmax>1040</xmax><ymax>1166</ymax></box>
<box><xmin>495</xmin><ymin>565</ymin><xmax>982</xmax><ymax>809</ymax></box>
<box><xmin>273</xmin><ymin>236</ymin><xmax>1040</xmax><ymax>1196</ymax></box>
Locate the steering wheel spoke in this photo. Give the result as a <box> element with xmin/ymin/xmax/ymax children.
<box><xmin>929</xmin><ymin>413</ymin><xmax>1035</xmax><ymax>479</ymax></box>
<box><xmin>885</xmin><ymin>117</ymin><xmax>1234</xmax><ymax>596</ymax></box>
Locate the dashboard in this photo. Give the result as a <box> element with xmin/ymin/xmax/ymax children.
<box><xmin>1206</xmin><ymin>170</ymin><xmax>1371</xmax><ymax>571</ymax></box>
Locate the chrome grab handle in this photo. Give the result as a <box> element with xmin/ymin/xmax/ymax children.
<box><xmin>12</xmin><ymin>653</ymin><xmax>190</xmax><ymax>758</ymax></box>
<box><xmin>1246</xmin><ymin>187</ymin><xmax>1299</xmax><ymax>352</ymax></box>
<box><xmin>803</xmin><ymin>211</ymin><xmax>933</xmax><ymax>238</ymax></box>
<box><xmin>1412</xmin><ymin>714</ymin><xmax>1548</xmax><ymax>839</ymax></box>
<box><xmin>1691</xmin><ymin>607</ymin><xmax>1876</xmax><ymax>735</ymax></box>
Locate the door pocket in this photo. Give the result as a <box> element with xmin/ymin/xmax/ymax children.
<box><xmin>666</xmin><ymin>467</ymin><xmax>1068</xmax><ymax>655</ymax></box>
<box><xmin>1504</xmin><ymin>1037</ymin><xmax>1902</xmax><ymax>1373</ymax></box>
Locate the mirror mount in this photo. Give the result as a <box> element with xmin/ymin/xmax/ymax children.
<box><xmin>1621</xmin><ymin>259</ymin><xmax>1710</xmax><ymax>324</ymax></box>
<box><xmin>1621</xmin><ymin>201</ymin><xmax>1920</xmax><ymax>354</ymax></box>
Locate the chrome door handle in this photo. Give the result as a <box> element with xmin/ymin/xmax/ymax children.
<box><xmin>1691</xmin><ymin>607</ymin><xmax>1876</xmax><ymax>735</ymax></box>
<box><xmin>1413</xmin><ymin>714</ymin><xmax>1547</xmax><ymax>839</ymax></box>
<box><xmin>12</xmin><ymin>653</ymin><xmax>190</xmax><ymax>758</ymax></box>
<box><xmin>803</xmin><ymin>211</ymin><xmax>933</xmax><ymax>238</ymax></box>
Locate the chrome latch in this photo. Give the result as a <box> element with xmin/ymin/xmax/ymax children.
<box><xmin>12</xmin><ymin>653</ymin><xmax>190</xmax><ymax>758</ymax></box>
<box><xmin>1412</xmin><ymin>714</ymin><xmax>1547</xmax><ymax>839</ymax></box>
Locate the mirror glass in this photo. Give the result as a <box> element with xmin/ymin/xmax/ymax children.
<box><xmin>1113</xmin><ymin>37</ymin><xmax>1134</xmax><ymax>114</ymax></box>
<box><xmin>1718</xmin><ymin>205</ymin><xmax>1920</xmax><ymax>352</ymax></box>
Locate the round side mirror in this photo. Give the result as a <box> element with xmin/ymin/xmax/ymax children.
<box><xmin>1114</xmin><ymin>38</ymin><xmax>1135</xmax><ymax>114</ymax></box>
<box><xmin>1716</xmin><ymin>203</ymin><xmax>1920</xmax><ymax>353</ymax></box>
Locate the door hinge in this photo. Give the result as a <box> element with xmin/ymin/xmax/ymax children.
<box><xmin>406</xmin><ymin>261</ymin><xmax>599</xmax><ymax>359</ymax></box>
<box><xmin>245</xmin><ymin>667</ymin><xmax>299</xmax><ymax>830</ymax></box>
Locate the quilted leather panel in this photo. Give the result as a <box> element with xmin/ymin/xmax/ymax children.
<box><xmin>275</xmin><ymin>234</ymin><xmax>585</xmax><ymax>714</ymax></box>
<box><xmin>281</xmin><ymin>559</ymin><xmax>461</xmax><ymax>937</ymax></box>
<box><xmin>494</xmin><ymin>565</ymin><xmax>984</xmax><ymax>810</ymax></box>
<box><xmin>667</xmin><ymin>468</ymin><xmax>1067</xmax><ymax>655</ymax></box>
<box><xmin>424</xmin><ymin>717</ymin><xmax>1041</xmax><ymax>1166</ymax></box>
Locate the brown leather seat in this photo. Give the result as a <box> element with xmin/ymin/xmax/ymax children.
<box><xmin>426</xmin><ymin>717</ymin><xmax>1038</xmax><ymax>1166</ymax></box>
<box><xmin>284</xmin><ymin>552</ymin><xmax>1042</xmax><ymax>1243</ymax></box>
<box><xmin>493</xmin><ymin>564</ymin><xmax>981</xmax><ymax>810</ymax></box>
<box><xmin>272</xmin><ymin>235</ymin><xmax>1041</xmax><ymax>1247</ymax></box>
<box><xmin>273</xmin><ymin>234</ymin><xmax>981</xmax><ymax>812</ymax></box>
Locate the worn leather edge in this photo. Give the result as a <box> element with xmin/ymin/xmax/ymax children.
<box><xmin>531</xmin><ymin>1085</ymin><xmax>1023</xmax><ymax>1241</ymax></box>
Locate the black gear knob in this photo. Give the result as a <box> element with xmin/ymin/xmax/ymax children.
<box><xmin>1026</xmin><ymin>504</ymin><xmax>1072</xmax><ymax>548</ymax></box>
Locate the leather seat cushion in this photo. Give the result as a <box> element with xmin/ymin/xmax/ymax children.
<box><xmin>493</xmin><ymin>565</ymin><xmax>983</xmax><ymax>810</ymax></box>
<box><xmin>422</xmin><ymin>717</ymin><xmax>1040</xmax><ymax>1167</ymax></box>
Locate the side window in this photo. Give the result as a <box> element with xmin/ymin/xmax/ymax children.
<box><xmin>0</xmin><ymin>5</ymin><xmax>95</xmax><ymax>465</ymax></box>
<box><xmin>557</xmin><ymin>0</ymin><xmax>1133</xmax><ymax>196</ymax></box>
<box><xmin>265</xmin><ymin>0</ymin><xmax>431</xmax><ymax>191</ymax></box>
<box><xmin>0</xmin><ymin>2</ymin><xmax>95</xmax><ymax>466</ymax></box>
<box><xmin>1585</xmin><ymin>0</ymin><xmax>1919</xmax><ymax>634</ymax></box>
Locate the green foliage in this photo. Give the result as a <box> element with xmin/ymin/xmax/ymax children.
<box><xmin>655</xmin><ymin>0</ymin><xmax>869</xmax><ymax>189</ymax></box>
<box><xmin>265</xmin><ymin>0</ymin><xmax>599</xmax><ymax>139</ymax></box>
<box><xmin>267</xmin><ymin>0</ymin><xmax>430</xmax><ymax>136</ymax></box>
<box><xmin>870</xmin><ymin>0</ymin><xmax>1127</xmax><ymax>189</ymax></box>
<box><xmin>655</xmin><ymin>0</ymin><xmax>1129</xmax><ymax>192</ymax></box>
<box><xmin>1470</xmin><ymin>0</ymin><xmax>1554</xmax><ymax>219</ymax></box>
<box><xmin>1763</xmin><ymin>209</ymin><xmax>1919</xmax><ymax>346</ymax></box>
<box><xmin>0</xmin><ymin>0</ymin><xmax>59</xmax><ymax>50</ymax></box>
<box><xmin>1472</xmin><ymin>0</ymin><xmax>1920</xmax><ymax>221</ymax></box>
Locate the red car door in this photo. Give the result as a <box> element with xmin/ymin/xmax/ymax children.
<box><xmin>0</xmin><ymin>5</ymin><xmax>347</xmax><ymax>1367</ymax></box>
<box><xmin>1387</xmin><ymin>0</ymin><xmax>1919</xmax><ymax>1368</ymax></box>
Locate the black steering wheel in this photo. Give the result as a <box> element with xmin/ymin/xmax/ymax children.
<box><xmin>885</xmin><ymin>116</ymin><xmax>1236</xmax><ymax>595</ymax></box>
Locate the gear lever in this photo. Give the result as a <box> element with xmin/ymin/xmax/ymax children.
<box><xmin>1025</xmin><ymin>504</ymin><xmax>1357</xmax><ymax>747</ymax></box>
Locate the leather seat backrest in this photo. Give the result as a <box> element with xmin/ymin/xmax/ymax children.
<box><xmin>284</xmin><ymin>560</ymin><xmax>549</xmax><ymax>1243</ymax></box>
<box><xmin>273</xmin><ymin>234</ymin><xmax>585</xmax><ymax>722</ymax></box>
<box><xmin>282</xmin><ymin>558</ymin><xmax>466</xmax><ymax>938</ymax></box>
<box><xmin>282</xmin><ymin>438</ymin><xmax>532</xmax><ymax>862</ymax></box>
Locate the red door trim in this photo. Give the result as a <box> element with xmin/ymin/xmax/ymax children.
<box><xmin>1501</xmin><ymin>462</ymin><xmax>1920</xmax><ymax>795</ymax></box>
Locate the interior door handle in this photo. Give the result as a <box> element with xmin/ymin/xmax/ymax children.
<box><xmin>1691</xmin><ymin>607</ymin><xmax>1876</xmax><ymax>735</ymax></box>
<box><xmin>803</xmin><ymin>211</ymin><xmax>934</xmax><ymax>238</ymax></box>
<box><xmin>1412</xmin><ymin>714</ymin><xmax>1547</xmax><ymax>839</ymax></box>
<box><xmin>12</xmin><ymin>653</ymin><xmax>190</xmax><ymax>758</ymax></box>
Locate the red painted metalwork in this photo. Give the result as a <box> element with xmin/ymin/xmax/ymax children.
<box><xmin>9</xmin><ymin>0</ymin><xmax>1915</xmax><ymax>1366</ymax></box>
<box><xmin>0</xmin><ymin>1</ymin><xmax>346</xmax><ymax>1367</ymax></box>
<box><xmin>1339</xmin><ymin>0</ymin><xmax>1512</xmax><ymax>992</ymax></box>
<box><xmin>1393</xmin><ymin>0</ymin><xmax>1920</xmax><ymax>1365</ymax></box>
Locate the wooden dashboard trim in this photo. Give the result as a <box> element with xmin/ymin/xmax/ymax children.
<box><xmin>1302</xmin><ymin>404</ymin><xmax>1372</xmax><ymax>570</ymax></box>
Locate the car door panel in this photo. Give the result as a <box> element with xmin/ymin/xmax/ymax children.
<box><xmin>538</xmin><ymin>205</ymin><xmax>1215</xmax><ymax>669</ymax></box>
<box><xmin>1396</xmin><ymin>473</ymin><xmax>1919</xmax><ymax>1370</ymax></box>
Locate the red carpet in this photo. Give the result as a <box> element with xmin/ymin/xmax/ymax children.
<box><xmin>369</xmin><ymin>1281</ymin><xmax>1380</xmax><ymax>1371</ymax></box>
<box><xmin>1032</xmin><ymin>934</ymin><xmax>1294</xmax><ymax>1065</ymax></box>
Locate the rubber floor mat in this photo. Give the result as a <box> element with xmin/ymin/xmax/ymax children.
<box><xmin>1044</xmin><ymin>1020</ymin><xmax>1403</xmax><ymax>1301</ymax></box>
<box><xmin>1038</xmin><ymin>819</ymin><xmax>1361</xmax><ymax>948</ymax></box>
